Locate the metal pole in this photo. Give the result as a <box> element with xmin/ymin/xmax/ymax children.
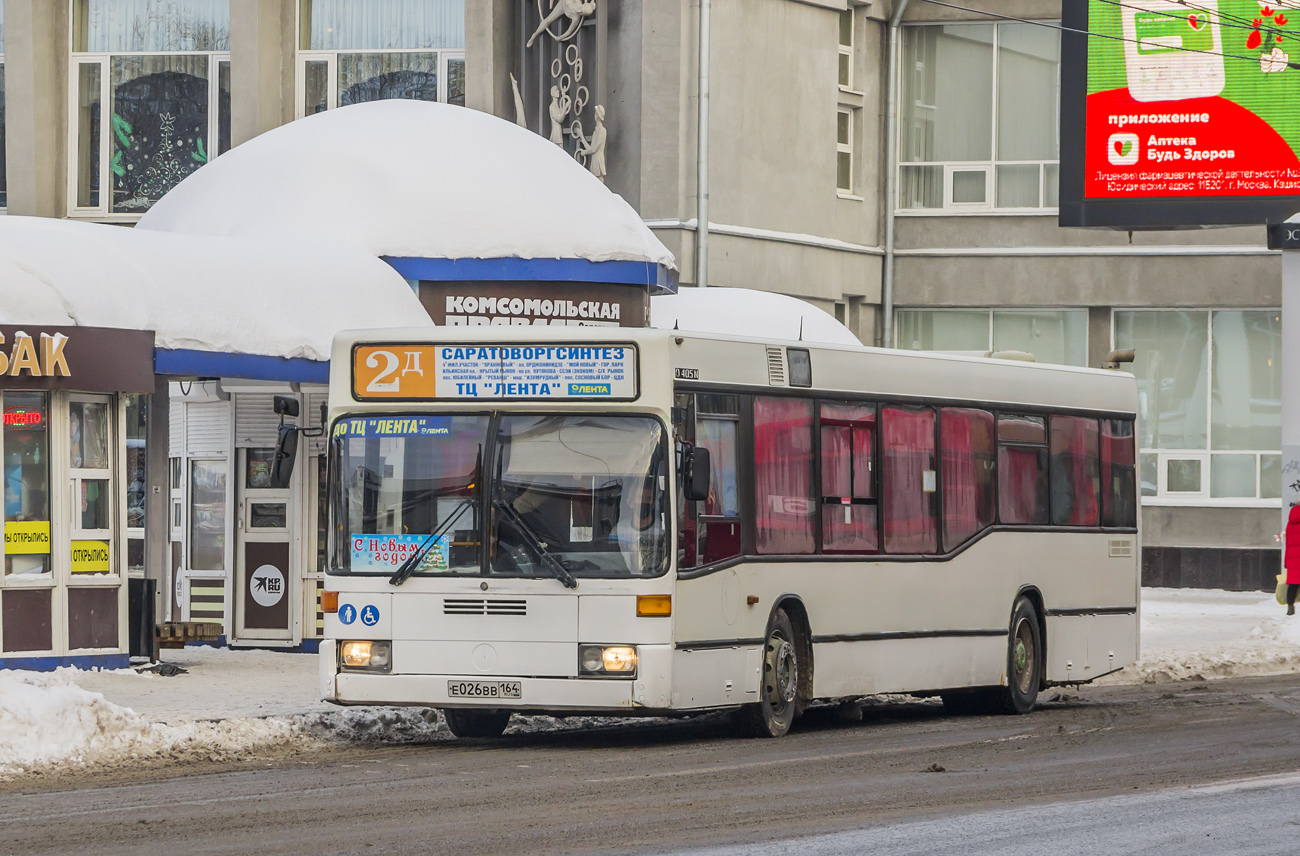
<box><xmin>882</xmin><ymin>0</ymin><xmax>911</xmax><ymax>346</ymax></box>
<box><xmin>696</xmin><ymin>0</ymin><xmax>711</xmax><ymax>288</ymax></box>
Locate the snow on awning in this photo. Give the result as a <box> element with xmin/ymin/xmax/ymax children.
<box><xmin>137</xmin><ymin>100</ymin><xmax>676</xmax><ymax>276</ymax></box>
<box><xmin>0</xmin><ymin>216</ymin><xmax>430</xmax><ymax>381</ymax></box>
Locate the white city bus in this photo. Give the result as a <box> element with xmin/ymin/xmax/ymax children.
<box><xmin>312</xmin><ymin>326</ymin><xmax>1139</xmax><ymax>738</ymax></box>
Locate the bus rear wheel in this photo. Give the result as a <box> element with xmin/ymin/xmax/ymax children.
<box><xmin>738</xmin><ymin>608</ymin><xmax>801</xmax><ymax>738</ymax></box>
<box><xmin>443</xmin><ymin>709</ymin><xmax>511</xmax><ymax>738</ymax></box>
<box><xmin>995</xmin><ymin>596</ymin><xmax>1042</xmax><ymax>715</ymax></box>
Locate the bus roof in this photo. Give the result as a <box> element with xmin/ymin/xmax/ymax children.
<box><xmin>332</xmin><ymin>326</ymin><xmax>1137</xmax><ymax>416</ymax></box>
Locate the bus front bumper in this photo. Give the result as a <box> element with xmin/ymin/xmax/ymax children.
<box><xmin>326</xmin><ymin>643</ymin><xmax>674</xmax><ymax>712</ymax></box>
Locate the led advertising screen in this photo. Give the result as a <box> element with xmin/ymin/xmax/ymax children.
<box><xmin>1060</xmin><ymin>0</ymin><xmax>1300</xmax><ymax>227</ymax></box>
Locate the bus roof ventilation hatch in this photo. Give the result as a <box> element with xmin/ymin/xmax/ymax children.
<box><xmin>985</xmin><ymin>350</ymin><xmax>1036</xmax><ymax>363</ymax></box>
<box><xmin>766</xmin><ymin>347</ymin><xmax>787</xmax><ymax>386</ymax></box>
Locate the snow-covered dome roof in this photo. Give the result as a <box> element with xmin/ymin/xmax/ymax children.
<box><xmin>138</xmin><ymin>100</ymin><xmax>675</xmax><ymax>270</ymax></box>
<box><xmin>651</xmin><ymin>288</ymin><xmax>861</xmax><ymax>346</ymax></box>
<box><xmin>0</xmin><ymin>216</ymin><xmax>429</xmax><ymax>364</ymax></box>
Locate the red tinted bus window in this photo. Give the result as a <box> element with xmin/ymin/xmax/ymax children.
<box><xmin>1050</xmin><ymin>416</ymin><xmax>1100</xmax><ymax>526</ymax></box>
<box><xmin>1101</xmin><ymin>418</ymin><xmax>1137</xmax><ymax>528</ymax></box>
<box><xmin>821</xmin><ymin>402</ymin><xmax>877</xmax><ymax>554</ymax></box>
<box><xmin>882</xmin><ymin>405</ymin><xmax>937</xmax><ymax>554</ymax></box>
<box><xmin>941</xmin><ymin>408</ymin><xmax>995</xmax><ymax>550</ymax></box>
<box><xmin>754</xmin><ymin>397</ymin><xmax>815</xmax><ymax>554</ymax></box>
<box><xmin>998</xmin><ymin>445</ymin><xmax>1048</xmax><ymax>525</ymax></box>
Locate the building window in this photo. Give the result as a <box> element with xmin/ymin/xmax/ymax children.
<box><xmin>837</xmin><ymin>109</ymin><xmax>853</xmax><ymax>194</ymax></box>
<box><xmin>297</xmin><ymin>0</ymin><xmax>466</xmax><ymax>117</ymax></box>
<box><xmin>1114</xmin><ymin>310</ymin><xmax>1282</xmax><ymax>503</ymax></box>
<box><xmin>896</xmin><ymin>308</ymin><xmax>1088</xmax><ymax>366</ymax></box>
<box><xmin>69</xmin><ymin>0</ymin><xmax>231</xmax><ymax>217</ymax></box>
<box><xmin>189</xmin><ymin>459</ymin><xmax>227</xmax><ymax>570</ymax></box>
<box><xmin>899</xmin><ymin>22</ymin><xmax>1059</xmax><ymax>212</ymax></box>
<box><xmin>839</xmin><ymin>8</ymin><xmax>854</xmax><ymax>89</ymax></box>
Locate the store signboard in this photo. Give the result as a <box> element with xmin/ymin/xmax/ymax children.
<box><xmin>352</xmin><ymin>343</ymin><xmax>639</xmax><ymax>401</ymax></box>
<box><xmin>1061</xmin><ymin>0</ymin><xmax>1300</xmax><ymax>226</ymax></box>
<box><xmin>0</xmin><ymin>325</ymin><xmax>154</xmax><ymax>393</ymax></box>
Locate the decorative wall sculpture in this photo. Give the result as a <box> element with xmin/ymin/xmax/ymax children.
<box><xmin>514</xmin><ymin>0</ymin><xmax>608</xmax><ymax>180</ymax></box>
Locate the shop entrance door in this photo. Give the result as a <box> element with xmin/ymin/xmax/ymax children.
<box><xmin>234</xmin><ymin>448</ymin><xmax>294</xmax><ymax>643</ymax></box>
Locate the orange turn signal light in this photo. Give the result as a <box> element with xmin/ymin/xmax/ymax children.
<box><xmin>322</xmin><ymin>591</ymin><xmax>339</xmax><ymax>613</ymax></box>
<box><xmin>636</xmin><ymin>595</ymin><xmax>672</xmax><ymax>617</ymax></box>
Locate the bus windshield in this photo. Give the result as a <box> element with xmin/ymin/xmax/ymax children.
<box><xmin>329</xmin><ymin>413</ymin><xmax>669</xmax><ymax>579</ymax></box>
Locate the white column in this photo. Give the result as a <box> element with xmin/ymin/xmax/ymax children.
<box><xmin>1281</xmin><ymin>247</ymin><xmax>1300</xmax><ymax>536</ymax></box>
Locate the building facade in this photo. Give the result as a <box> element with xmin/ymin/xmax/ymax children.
<box><xmin>0</xmin><ymin>0</ymin><xmax>1282</xmax><ymax>591</ymax></box>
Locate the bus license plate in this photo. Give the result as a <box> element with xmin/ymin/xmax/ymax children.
<box><xmin>447</xmin><ymin>680</ymin><xmax>522</xmax><ymax>700</ymax></box>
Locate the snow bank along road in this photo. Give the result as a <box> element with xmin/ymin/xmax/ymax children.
<box><xmin>4</xmin><ymin>675</ymin><xmax>1300</xmax><ymax>856</ymax></box>
<box><xmin>4</xmin><ymin>586</ymin><xmax>1298</xmax><ymax>779</ymax></box>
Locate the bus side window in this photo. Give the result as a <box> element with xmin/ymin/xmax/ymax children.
<box><xmin>754</xmin><ymin>396</ymin><xmax>815</xmax><ymax>555</ymax></box>
<box><xmin>1101</xmin><ymin>418</ymin><xmax>1137</xmax><ymax>528</ymax></box>
<box><xmin>941</xmin><ymin>408</ymin><xmax>995</xmax><ymax>550</ymax></box>
<box><xmin>1050</xmin><ymin>416</ymin><xmax>1101</xmax><ymax>526</ymax></box>
<box><xmin>997</xmin><ymin>414</ymin><xmax>1048</xmax><ymax>525</ymax></box>
<box><xmin>881</xmin><ymin>405</ymin><xmax>938</xmax><ymax>554</ymax></box>
<box><xmin>820</xmin><ymin>401</ymin><xmax>877</xmax><ymax>554</ymax></box>
<box><xmin>674</xmin><ymin>394</ymin><xmax>698</xmax><ymax>568</ymax></box>
<box><xmin>697</xmin><ymin>414</ymin><xmax>741</xmax><ymax>563</ymax></box>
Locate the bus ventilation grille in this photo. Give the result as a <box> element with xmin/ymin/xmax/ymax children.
<box><xmin>1107</xmin><ymin>538</ymin><xmax>1135</xmax><ymax>559</ymax></box>
<box><xmin>444</xmin><ymin>598</ymin><xmax>528</xmax><ymax>616</ymax></box>
<box><xmin>766</xmin><ymin>347</ymin><xmax>786</xmax><ymax>386</ymax></box>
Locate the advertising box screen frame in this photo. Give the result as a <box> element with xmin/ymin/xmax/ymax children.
<box><xmin>1060</xmin><ymin>0</ymin><xmax>1300</xmax><ymax>228</ymax></box>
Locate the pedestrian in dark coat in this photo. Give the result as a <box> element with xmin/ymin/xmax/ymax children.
<box><xmin>1285</xmin><ymin>502</ymin><xmax>1300</xmax><ymax>615</ymax></box>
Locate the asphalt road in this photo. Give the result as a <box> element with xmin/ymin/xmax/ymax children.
<box><xmin>4</xmin><ymin>674</ymin><xmax>1300</xmax><ymax>856</ymax></box>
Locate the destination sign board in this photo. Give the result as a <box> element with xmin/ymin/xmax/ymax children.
<box><xmin>352</xmin><ymin>343</ymin><xmax>638</xmax><ymax>401</ymax></box>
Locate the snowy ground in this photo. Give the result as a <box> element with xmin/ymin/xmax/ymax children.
<box><xmin>3</xmin><ymin>587</ymin><xmax>1299</xmax><ymax>778</ymax></box>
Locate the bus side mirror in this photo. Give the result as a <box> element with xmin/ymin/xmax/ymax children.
<box><xmin>685</xmin><ymin>446</ymin><xmax>711</xmax><ymax>503</ymax></box>
<box><xmin>270</xmin><ymin>424</ymin><xmax>299</xmax><ymax>489</ymax></box>
<box><xmin>273</xmin><ymin>395</ymin><xmax>299</xmax><ymax>418</ymax></box>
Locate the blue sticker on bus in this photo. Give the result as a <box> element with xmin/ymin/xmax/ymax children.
<box><xmin>360</xmin><ymin>605</ymin><xmax>380</xmax><ymax>626</ymax></box>
<box><xmin>339</xmin><ymin>604</ymin><xmax>357</xmax><ymax>625</ymax></box>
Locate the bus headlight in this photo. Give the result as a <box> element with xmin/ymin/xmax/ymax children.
<box><xmin>579</xmin><ymin>645</ymin><xmax>637</xmax><ymax>677</ymax></box>
<box><xmin>340</xmin><ymin>640</ymin><xmax>391</xmax><ymax>671</ymax></box>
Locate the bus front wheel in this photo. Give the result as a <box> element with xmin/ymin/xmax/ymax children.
<box><xmin>443</xmin><ymin>708</ymin><xmax>511</xmax><ymax>738</ymax></box>
<box><xmin>738</xmin><ymin>608</ymin><xmax>801</xmax><ymax>738</ymax></box>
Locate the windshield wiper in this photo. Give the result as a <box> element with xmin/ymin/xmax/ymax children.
<box><xmin>389</xmin><ymin>497</ymin><xmax>474</xmax><ymax>587</ymax></box>
<box><xmin>493</xmin><ymin>499</ymin><xmax>578</xmax><ymax>589</ymax></box>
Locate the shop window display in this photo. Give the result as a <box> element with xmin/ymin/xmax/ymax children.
<box><xmin>3</xmin><ymin>393</ymin><xmax>51</xmax><ymax>576</ymax></box>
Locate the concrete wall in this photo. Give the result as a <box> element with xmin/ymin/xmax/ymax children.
<box><xmin>5</xmin><ymin>0</ymin><xmax>70</xmax><ymax>218</ymax></box>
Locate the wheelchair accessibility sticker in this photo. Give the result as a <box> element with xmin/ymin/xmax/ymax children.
<box><xmin>361</xmin><ymin>605</ymin><xmax>380</xmax><ymax>626</ymax></box>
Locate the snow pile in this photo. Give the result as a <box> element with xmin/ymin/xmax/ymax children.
<box><xmin>139</xmin><ymin>100</ymin><xmax>675</xmax><ymax>270</ymax></box>
<box><xmin>651</xmin><ymin>288</ymin><xmax>861</xmax><ymax>345</ymax></box>
<box><xmin>0</xmin><ymin>216</ymin><xmax>429</xmax><ymax>362</ymax></box>
<box><xmin>1103</xmin><ymin>588</ymin><xmax>1300</xmax><ymax>684</ymax></box>
<box><xmin>0</xmin><ymin>670</ymin><xmax>311</xmax><ymax>777</ymax></box>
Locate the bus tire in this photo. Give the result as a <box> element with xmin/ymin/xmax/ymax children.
<box><xmin>738</xmin><ymin>608</ymin><xmax>801</xmax><ymax>738</ymax></box>
<box><xmin>443</xmin><ymin>709</ymin><xmax>511</xmax><ymax>738</ymax></box>
<box><xmin>995</xmin><ymin>596</ymin><xmax>1042</xmax><ymax>715</ymax></box>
